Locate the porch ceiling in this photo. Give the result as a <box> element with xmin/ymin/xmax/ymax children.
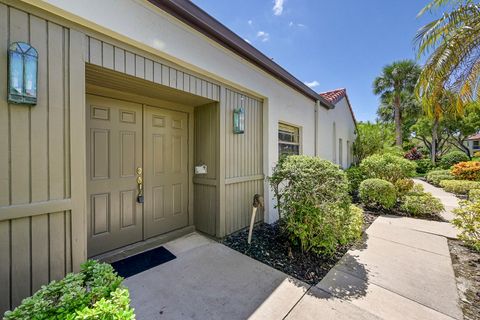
<box><xmin>85</xmin><ymin>64</ymin><xmax>214</xmax><ymax>106</ymax></box>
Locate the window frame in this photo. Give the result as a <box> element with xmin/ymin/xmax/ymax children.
<box><xmin>278</xmin><ymin>122</ymin><xmax>302</xmax><ymax>157</ymax></box>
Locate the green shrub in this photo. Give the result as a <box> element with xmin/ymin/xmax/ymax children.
<box><xmin>360</xmin><ymin>154</ymin><xmax>416</xmax><ymax>184</ymax></box>
<box><xmin>439</xmin><ymin>180</ymin><xmax>480</xmax><ymax>195</ymax></box>
<box><xmin>453</xmin><ymin>200</ymin><xmax>480</xmax><ymax>251</ymax></box>
<box><xmin>470</xmin><ymin>189</ymin><xmax>480</xmax><ymax>202</ymax></box>
<box><xmin>415</xmin><ymin>158</ymin><xmax>435</xmax><ymax>174</ymax></box>
<box><xmin>400</xmin><ymin>193</ymin><xmax>445</xmax><ymax>217</ymax></box>
<box><xmin>345</xmin><ymin>166</ymin><xmax>365</xmax><ymax>193</ymax></box>
<box><xmin>359</xmin><ymin>178</ymin><xmax>397</xmax><ymax>210</ymax></box>
<box><xmin>394</xmin><ymin>178</ymin><xmax>414</xmax><ymax>198</ymax></box>
<box><xmin>408</xmin><ymin>183</ymin><xmax>425</xmax><ymax>196</ymax></box>
<box><xmin>3</xmin><ymin>260</ymin><xmax>134</xmax><ymax>320</ymax></box>
<box><xmin>426</xmin><ymin>169</ymin><xmax>455</xmax><ymax>186</ymax></box>
<box><xmin>451</xmin><ymin>161</ymin><xmax>480</xmax><ymax>181</ymax></box>
<box><xmin>438</xmin><ymin>151</ymin><xmax>469</xmax><ymax>169</ymax></box>
<box><xmin>270</xmin><ymin>156</ymin><xmax>360</xmax><ymax>255</ymax></box>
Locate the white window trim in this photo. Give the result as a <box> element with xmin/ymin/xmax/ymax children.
<box><xmin>278</xmin><ymin>121</ymin><xmax>302</xmax><ymax>156</ymax></box>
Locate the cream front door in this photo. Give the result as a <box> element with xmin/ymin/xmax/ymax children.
<box><xmin>86</xmin><ymin>95</ymin><xmax>143</xmax><ymax>257</ymax></box>
<box><xmin>86</xmin><ymin>96</ymin><xmax>189</xmax><ymax>256</ymax></box>
<box><xmin>143</xmin><ymin>106</ymin><xmax>189</xmax><ymax>238</ymax></box>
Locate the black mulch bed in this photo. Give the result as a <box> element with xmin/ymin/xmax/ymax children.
<box><xmin>222</xmin><ymin>211</ymin><xmax>378</xmax><ymax>285</ymax></box>
<box><xmin>449</xmin><ymin>240</ymin><xmax>480</xmax><ymax>320</ymax></box>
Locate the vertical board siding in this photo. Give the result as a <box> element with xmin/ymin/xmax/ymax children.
<box><xmin>86</xmin><ymin>36</ymin><xmax>220</xmax><ymax>101</ymax></box>
<box><xmin>224</xmin><ymin>88</ymin><xmax>264</xmax><ymax>234</ymax></box>
<box><xmin>0</xmin><ymin>6</ymin><xmax>74</xmax><ymax>314</ymax></box>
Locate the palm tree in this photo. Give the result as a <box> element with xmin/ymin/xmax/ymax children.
<box><xmin>373</xmin><ymin>60</ymin><xmax>421</xmax><ymax>146</ymax></box>
<box><xmin>416</xmin><ymin>0</ymin><xmax>480</xmax><ymax>115</ymax></box>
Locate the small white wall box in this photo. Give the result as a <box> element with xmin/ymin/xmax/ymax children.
<box><xmin>195</xmin><ymin>164</ymin><xmax>207</xmax><ymax>174</ymax></box>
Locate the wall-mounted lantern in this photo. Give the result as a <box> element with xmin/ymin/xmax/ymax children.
<box><xmin>233</xmin><ymin>107</ymin><xmax>245</xmax><ymax>134</ymax></box>
<box><xmin>8</xmin><ymin>42</ymin><xmax>38</xmax><ymax>105</ymax></box>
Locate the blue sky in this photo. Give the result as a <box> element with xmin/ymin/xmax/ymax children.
<box><xmin>191</xmin><ymin>0</ymin><xmax>437</xmax><ymax>122</ymax></box>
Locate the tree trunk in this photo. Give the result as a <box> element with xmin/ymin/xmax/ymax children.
<box><xmin>431</xmin><ymin>116</ymin><xmax>439</xmax><ymax>164</ymax></box>
<box><xmin>394</xmin><ymin>93</ymin><xmax>402</xmax><ymax>147</ymax></box>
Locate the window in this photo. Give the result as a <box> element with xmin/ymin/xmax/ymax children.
<box><xmin>347</xmin><ymin>140</ymin><xmax>350</xmax><ymax>166</ymax></box>
<box><xmin>474</xmin><ymin>140</ymin><xmax>479</xmax><ymax>150</ymax></box>
<box><xmin>279</xmin><ymin>123</ymin><xmax>300</xmax><ymax>157</ymax></box>
<box><xmin>332</xmin><ymin>122</ymin><xmax>337</xmax><ymax>162</ymax></box>
<box><xmin>338</xmin><ymin>138</ymin><xmax>343</xmax><ymax>167</ymax></box>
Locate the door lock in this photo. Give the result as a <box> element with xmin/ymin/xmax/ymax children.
<box><xmin>136</xmin><ymin>167</ymin><xmax>144</xmax><ymax>203</ymax></box>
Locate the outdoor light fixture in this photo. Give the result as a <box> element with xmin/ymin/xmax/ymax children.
<box><xmin>233</xmin><ymin>107</ymin><xmax>245</xmax><ymax>134</ymax></box>
<box><xmin>8</xmin><ymin>42</ymin><xmax>38</xmax><ymax>105</ymax></box>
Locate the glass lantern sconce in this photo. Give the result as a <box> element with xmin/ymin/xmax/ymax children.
<box><xmin>8</xmin><ymin>42</ymin><xmax>38</xmax><ymax>105</ymax></box>
<box><xmin>233</xmin><ymin>107</ymin><xmax>245</xmax><ymax>134</ymax></box>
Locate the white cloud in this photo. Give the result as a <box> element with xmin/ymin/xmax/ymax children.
<box><xmin>248</xmin><ymin>20</ymin><xmax>253</xmax><ymax>26</ymax></box>
<box><xmin>273</xmin><ymin>0</ymin><xmax>285</xmax><ymax>16</ymax></box>
<box><xmin>297</xmin><ymin>23</ymin><xmax>306</xmax><ymax>28</ymax></box>
<box><xmin>288</xmin><ymin>21</ymin><xmax>294</xmax><ymax>27</ymax></box>
<box><xmin>304</xmin><ymin>80</ymin><xmax>320</xmax><ymax>88</ymax></box>
<box><xmin>244</xmin><ymin>38</ymin><xmax>251</xmax><ymax>44</ymax></box>
<box><xmin>256</xmin><ymin>31</ymin><xmax>270</xmax><ymax>42</ymax></box>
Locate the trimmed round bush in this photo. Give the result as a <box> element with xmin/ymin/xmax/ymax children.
<box><xmin>400</xmin><ymin>193</ymin><xmax>444</xmax><ymax>217</ymax></box>
<box><xmin>395</xmin><ymin>178</ymin><xmax>414</xmax><ymax>198</ymax></box>
<box><xmin>269</xmin><ymin>156</ymin><xmax>360</xmax><ymax>255</ymax></box>
<box><xmin>451</xmin><ymin>161</ymin><xmax>480</xmax><ymax>181</ymax></box>
<box><xmin>439</xmin><ymin>180</ymin><xmax>480</xmax><ymax>195</ymax></box>
<box><xmin>360</xmin><ymin>154</ymin><xmax>416</xmax><ymax>184</ymax></box>
<box><xmin>426</xmin><ymin>169</ymin><xmax>455</xmax><ymax>186</ymax></box>
<box><xmin>438</xmin><ymin>151</ymin><xmax>469</xmax><ymax>169</ymax></box>
<box><xmin>359</xmin><ymin>178</ymin><xmax>397</xmax><ymax>210</ymax></box>
<box><xmin>415</xmin><ymin>158</ymin><xmax>435</xmax><ymax>174</ymax></box>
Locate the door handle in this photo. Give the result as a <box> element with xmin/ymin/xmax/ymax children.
<box><xmin>136</xmin><ymin>167</ymin><xmax>144</xmax><ymax>203</ymax></box>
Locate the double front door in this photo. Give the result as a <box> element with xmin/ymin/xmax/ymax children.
<box><xmin>86</xmin><ymin>95</ymin><xmax>188</xmax><ymax>257</ymax></box>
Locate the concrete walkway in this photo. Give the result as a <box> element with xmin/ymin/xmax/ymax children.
<box><xmin>413</xmin><ymin>179</ymin><xmax>459</xmax><ymax>221</ymax></box>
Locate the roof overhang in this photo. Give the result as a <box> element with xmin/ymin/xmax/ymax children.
<box><xmin>147</xmin><ymin>0</ymin><xmax>334</xmax><ymax>109</ymax></box>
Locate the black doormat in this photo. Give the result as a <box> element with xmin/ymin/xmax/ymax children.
<box><xmin>111</xmin><ymin>246</ymin><xmax>176</xmax><ymax>278</ymax></box>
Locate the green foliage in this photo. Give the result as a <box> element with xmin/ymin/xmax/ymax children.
<box><xmin>71</xmin><ymin>288</ymin><xmax>135</xmax><ymax>320</ymax></box>
<box><xmin>415</xmin><ymin>158</ymin><xmax>435</xmax><ymax>174</ymax></box>
<box><xmin>439</xmin><ymin>180</ymin><xmax>480</xmax><ymax>195</ymax></box>
<box><xmin>344</xmin><ymin>205</ymin><xmax>364</xmax><ymax>243</ymax></box>
<box><xmin>352</xmin><ymin>122</ymin><xmax>395</xmax><ymax>163</ymax></box>
<box><xmin>400</xmin><ymin>193</ymin><xmax>445</xmax><ymax>217</ymax></box>
<box><xmin>425</xmin><ymin>169</ymin><xmax>454</xmax><ymax>186</ymax></box>
<box><xmin>453</xmin><ymin>199</ymin><xmax>480</xmax><ymax>252</ymax></box>
<box><xmin>360</xmin><ymin>154</ymin><xmax>416</xmax><ymax>184</ymax></box>
<box><xmin>409</xmin><ymin>183</ymin><xmax>425</xmax><ymax>196</ymax></box>
<box><xmin>3</xmin><ymin>260</ymin><xmax>134</xmax><ymax>320</ymax></box>
<box><xmin>269</xmin><ymin>156</ymin><xmax>361</xmax><ymax>255</ymax></box>
<box><xmin>345</xmin><ymin>166</ymin><xmax>365</xmax><ymax>194</ymax></box>
<box><xmin>394</xmin><ymin>178</ymin><xmax>415</xmax><ymax>198</ymax></box>
<box><xmin>470</xmin><ymin>189</ymin><xmax>480</xmax><ymax>202</ymax></box>
<box><xmin>359</xmin><ymin>178</ymin><xmax>397</xmax><ymax>210</ymax></box>
<box><xmin>438</xmin><ymin>151</ymin><xmax>469</xmax><ymax>169</ymax></box>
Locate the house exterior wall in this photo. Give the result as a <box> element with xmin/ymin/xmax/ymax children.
<box><xmin>467</xmin><ymin>139</ymin><xmax>480</xmax><ymax>155</ymax></box>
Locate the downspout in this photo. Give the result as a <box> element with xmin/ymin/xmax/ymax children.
<box><xmin>314</xmin><ymin>100</ymin><xmax>320</xmax><ymax>157</ymax></box>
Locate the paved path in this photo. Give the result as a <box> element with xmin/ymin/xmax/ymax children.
<box><xmin>413</xmin><ymin>179</ymin><xmax>459</xmax><ymax>221</ymax></box>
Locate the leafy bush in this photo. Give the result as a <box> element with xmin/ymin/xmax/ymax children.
<box><xmin>453</xmin><ymin>199</ymin><xmax>480</xmax><ymax>251</ymax></box>
<box><xmin>408</xmin><ymin>183</ymin><xmax>425</xmax><ymax>195</ymax></box>
<box><xmin>470</xmin><ymin>189</ymin><xmax>480</xmax><ymax>202</ymax></box>
<box><xmin>474</xmin><ymin>151</ymin><xmax>480</xmax><ymax>158</ymax></box>
<box><xmin>4</xmin><ymin>260</ymin><xmax>134</xmax><ymax>320</ymax></box>
<box><xmin>345</xmin><ymin>166</ymin><xmax>365</xmax><ymax>194</ymax></box>
<box><xmin>438</xmin><ymin>151</ymin><xmax>469</xmax><ymax>169</ymax></box>
<box><xmin>439</xmin><ymin>180</ymin><xmax>480</xmax><ymax>195</ymax></box>
<box><xmin>360</xmin><ymin>154</ymin><xmax>416</xmax><ymax>184</ymax></box>
<box><xmin>415</xmin><ymin>158</ymin><xmax>435</xmax><ymax>174</ymax></box>
<box><xmin>400</xmin><ymin>193</ymin><xmax>445</xmax><ymax>217</ymax></box>
<box><xmin>404</xmin><ymin>147</ymin><xmax>423</xmax><ymax>160</ymax></box>
<box><xmin>451</xmin><ymin>161</ymin><xmax>480</xmax><ymax>181</ymax></box>
<box><xmin>270</xmin><ymin>156</ymin><xmax>361</xmax><ymax>255</ymax></box>
<box><xmin>394</xmin><ymin>178</ymin><xmax>414</xmax><ymax>198</ymax></box>
<box><xmin>425</xmin><ymin>169</ymin><xmax>455</xmax><ymax>186</ymax></box>
<box><xmin>359</xmin><ymin>178</ymin><xmax>397</xmax><ymax>210</ymax></box>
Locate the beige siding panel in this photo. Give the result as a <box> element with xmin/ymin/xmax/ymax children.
<box><xmin>49</xmin><ymin>211</ymin><xmax>66</xmax><ymax>281</ymax></box>
<box><xmin>0</xmin><ymin>4</ymin><xmax>9</xmax><ymax>206</ymax></box>
<box><xmin>9</xmin><ymin>8</ymin><xmax>30</xmax><ymax>205</ymax></box>
<box><xmin>114</xmin><ymin>47</ymin><xmax>125</xmax><ymax>73</ymax></box>
<box><xmin>161</xmin><ymin>64</ymin><xmax>169</xmax><ymax>86</ymax></box>
<box><xmin>31</xmin><ymin>214</ymin><xmax>49</xmax><ymax>291</ymax></box>
<box><xmin>153</xmin><ymin>62</ymin><xmax>162</xmax><ymax>84</ymax></box>
<box><xmin>89</xmin><ymin>37</ymin><xmax>102</xmax><ymax>66</ymax></box>
<box><xmin>225</xmin><ymin>180</ymin><xmax>264</xmax><ymax>234</ymax></box>
<box><xmin>0</xmin><ymin>220</ymin><xmax>10</xmax><ymax>312</ymax></box>
<box><xmin>145</xmin><ymin>59</ymin><xmax>153</xmax><ymax>81</ymax></box>
<box><xmin>125</xmin><ymin>51</ymin><xmax>135</xmax><ymax>76</ymax></box>
<box><xmin>11</xmin><ymin>217</ymin><xmax>31</xmax><ymax>308</ymax></box>
<box><xmin>176</xmin><ymin>70</ymin><xmax>184</xmax><ymax>90</ymax></box>
<box><xmin>194</xmin><ymin>184</ymin><xmax>216</xmax><ymax>235</ymax></box>
<box><xmin>102</xmin><ymin>42</ymin><xmax>114</xmax><ymax>70</ymax></box>
<box><xmin>135</xmin><ymin>55</ymin><xmax>145</xmax><ymax>79</ymax></box>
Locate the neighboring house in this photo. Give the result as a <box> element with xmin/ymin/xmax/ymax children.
<box><xmin>466</xmin><ymin>133</ymin><xmax>480</xmax><ymax>155</ymax></box>
<box><xmin>0</xmin><ymin>0</ymin><xmax>356</xmax><ymax>311</ymax></box>
<box><xmin>319</xmin><ymin>88</ymin><xmax>357</xmax><ymax>168</ymax></box>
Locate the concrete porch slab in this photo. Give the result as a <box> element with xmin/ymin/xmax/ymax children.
<box><xmin>124</xmin><ymin>232</ymin><xmax>308</xmax><ymax>320</ymax></box>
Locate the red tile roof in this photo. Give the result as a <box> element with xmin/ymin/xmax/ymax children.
<box><xmin>319</xmin><ymin>88</ymin><xmax>357</xmax><ymax>125</ymax></box>
<box><xmin>467</xmin><ymin>133</ymin><xmax>480</xmax><ymax>140</ymax></box>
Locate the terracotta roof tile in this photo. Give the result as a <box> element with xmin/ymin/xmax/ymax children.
<box><xmin>467</xmin><ymin>133</ymin><xmax>480</xmax><ymax>140</ymax></box>
<box><xmin>319</xmin><ymin>88</ymin><xmax>357</xmax><ymax>125</ymax></box>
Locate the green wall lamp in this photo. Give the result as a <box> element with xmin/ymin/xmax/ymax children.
<box><xmin>233</xmin><ymin>107</ymin><xmax>245</xmax><ymax>134</ymax></box>
<box><xmin>8</xmin><ymin>42</ymin><xmax>38</xmax><ymax>105</ymax></box>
